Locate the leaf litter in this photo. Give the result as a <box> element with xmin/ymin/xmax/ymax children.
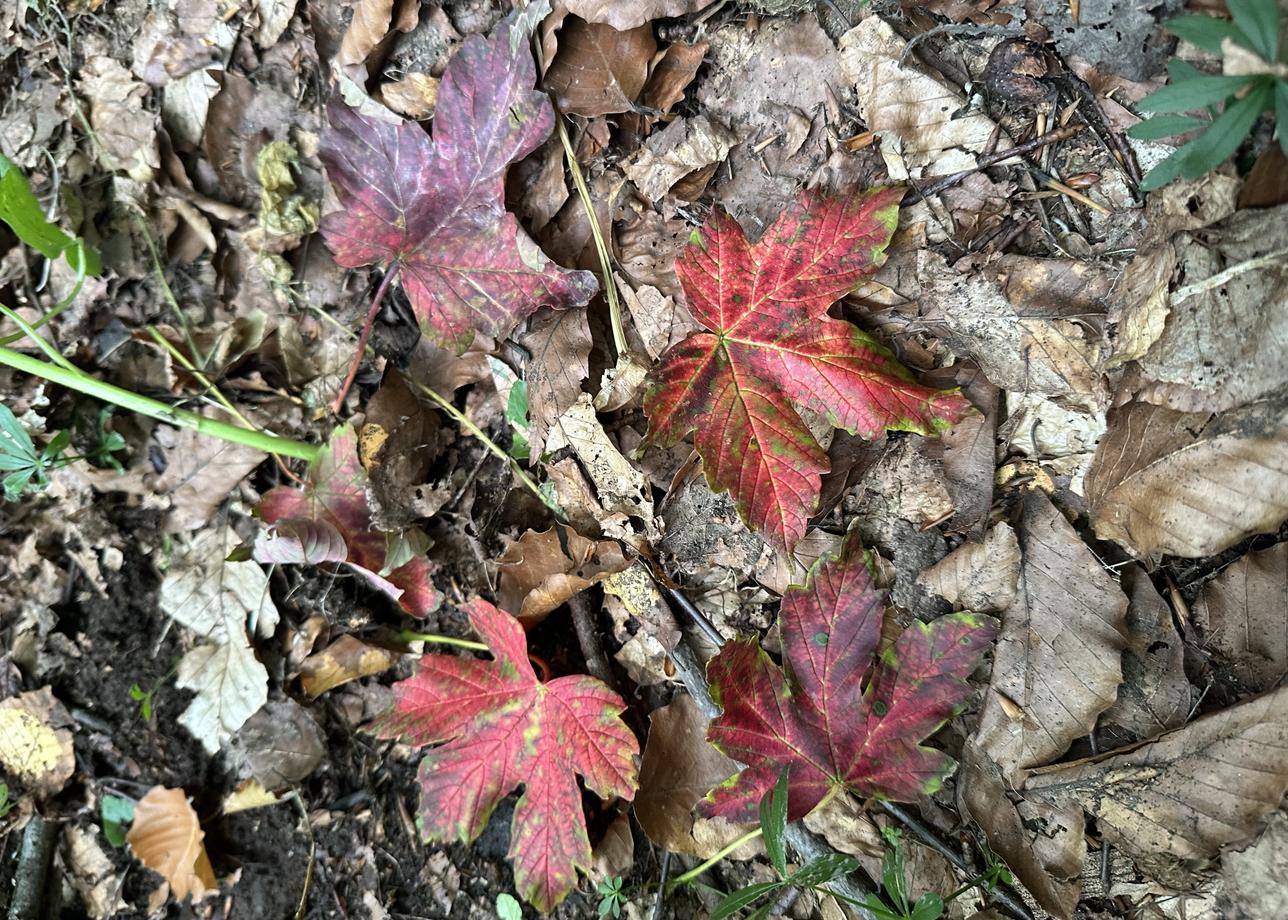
<box><xmin>2</xmin><ymin>0</ymin><xmax>1288</xmax><ymax>917</ymax></box>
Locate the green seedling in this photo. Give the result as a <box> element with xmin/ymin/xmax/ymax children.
<box><xmin>1131</xmin><ymin>0</ymin><xmax>1287</xmax><ymax>189</ymax></box>
<box><xmin>0</xmin><ymin>783</ymin><xmax>14</xmax><ymax>819</ymax></box>
<box><xmin>596</xmin><ymin>876</ymin><xmax>627</xmax><ymax>919</ymax></box>
<box><xmin>100</xmin><ymin>794</ymin><xmax>135</xmax><ymax>847</ymax></box>
<box><xmin>495</xmin><ymin>892</ymin><xmax>522</xmax><ymax>920</ymax></box>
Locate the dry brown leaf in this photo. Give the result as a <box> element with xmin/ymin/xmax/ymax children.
<box><xmin>618</xmin><ymin>278</ymin><xmax>699</xmax><ymax>361</ymax></box>
<box><xmin>1098</xmin><ymin>565</ymin><xmax>1191</xmax><ymax>744</ymax></box>
<box><xmin>590</xmin><ymin>812</ymin><xmax>634</xmax><ymax>882</ymax></box>
<box><xmin>958</xmin><ymin>740</ymin><xmax>1085</xmax><ymax>919</ymax></box>
<box><xmin>496</xmin><ymin>527</ymin><xmax>629</xmax><ymax>625</ymax></box>
<box><xmin>974</xmin><ymin>492</ymin><xmax>1128</xmax><ymax>781</ymax></box>
<box><xmin>519</xmin><ymin>306</ymin><xmax>592</xmax><ymax>459</ymax></box>
<box><xmin>917</xmin><ymin>523</ymin><xmax>1020</xmax><ymax>614</ymax></box>
<box><xmin>602</xmin><ymin>565</ymin><xmax>680</xmax><ymax>686</ymax></box>
<box><xmin>146</xmin><ymin>424</ymin><xmax>266</xmax><ymax>533</ymax></box>
<box><xmin>335</xmin><ymin>0</ymin><xmax>393</xmax><ymax>69</ymax></box>
<box><xmin>509</xmin><ymin>136</ymin><xmax>568</xmax><ymax>234</ymax></box>
<box><xmin>546</xmin><ymin>395</ymin><xmax>652</xmax><ymax>531</ymax></box>
<box><xmin>562</xmin><ymin>0</ymin><xmax>703</xmax><ymax>30</ymax></box>
<box><xmin>1192</xmin><ymin>543</ymin><xmax>1288</xmax><ymax>695</ymax></box>
<box><xmin>63</xmin><ymin>825</ymin><xmax>126</xmax><ymax>919</ymax></box>
<box><xmin>229</xmin><ymin>699</ymin><xmax>325</xmax><ymax>790</ymax></box>
<box><xmin>639</xmin><ymin>40</ymin><xmax>708</xmax><ymax>115</ymax></box>
<box><xmin>1223</xmin><ymin>812</ymin><xmax>1288</xmax><ymax>920</ymax></box>
<box><xmin>936</xmin><ymin>366</ymin><xmax>999</xmax><ymax>535</ymax></box>
<box><xmin>1086</xmin><ymin>394</ymin><xmax>1288</xmax><ymax>558</ymax></box>
<box><xmin>544</xmin><ymin>16</ymin><xmax>655</xmax><ymax>117</ymax></box>
<box><xmin>624</xmin><ymin>115</ymin><xmax>738</xmax><ymax>203</ymax></box>
<box><xmin>1026</xmin><ymin>685</ymin><xmax>1288</xmax><ymax>862</ymax></box>
<box><xmin>634</xmin><ymin>695</ymin><xmax>759</xmax><ymax>859</ymax></box>
<box><xmin>300</xmin><ymin>634</ymin><xmax>399</xmax><ymax>698</ymax></box>
<box><xmin>128</xmin><ymin>786</ymin><xmax>217</xmax><ymax>901</ymax></box>
<box><xmin>0</xmin><ymin>687</ymin><xmax>75</xmax><ymax>798</ymax></box>
<box><xmin>380</xmin><ymin>72</ymin><xmax>440</xmax><ymax>119</ymax></box>
<box><xmin>78</xmin><ymin>58</ymin><xmax>160</xmax><ymax>182</ymax></box>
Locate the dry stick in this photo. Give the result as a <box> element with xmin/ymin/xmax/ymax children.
<box><xmin>906</xmin><ymin>125</ymin><xmax>1087</xmax><ymax>203</ymax></box>
<box><xmin>568</xmin><ymin>592</ymin><xmax>616</xmax><ymax>689</ymax></box>
<box><xmin>9</xmin><ymin>813</ymin><xmax>58</xmax><ymax>920</ymax></box>
<box><xmin>332</xmin><ymin>265</ymin><xmax>400</xmax><ymax>415</ymax></box>
<box><xmin>665</xmin><ymin>594</ymin><xmax>1036</xmax><ymax>920</ymax></box>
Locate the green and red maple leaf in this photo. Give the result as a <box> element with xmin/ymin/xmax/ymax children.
<box><xmin>255</xmin><ymin>426</ymin><xmax>442</xmax><ymax>618</ymax></box>
<box><xmin>319</xmin><ymin>13</ymin><xmax>597</xmax><ymax>351</ymax></box>
<box><xmin>644</xmin><ymin>188</ymin><xmax>969</xmax><ymax>549</ymax></box>
<box><xmin>386</xmin><ymin>598</ymin><xmax>638</xmax><ymax>912</ymax></box>
<box><xmin>703</xmin><ymin>532</ymin><xmax>997</xmax><ymax>822</ymax></box>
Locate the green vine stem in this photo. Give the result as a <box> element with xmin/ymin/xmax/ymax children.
<box><xmin>0</xmin><ymin>346</ymin><xmax>320</xmax><ymax>462</ymax></box>
<box><xmin>397</xmin><ymin>630</ymin><xmax>489</xmax><ymax>652</ymax></box>
<box><xmin>667</xmin><ymin>827</ymin><xmax>765</xmax><ymax>890</ymax></box>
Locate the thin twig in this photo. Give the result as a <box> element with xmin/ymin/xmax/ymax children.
<box><xmin>10</xmin><ymin>813</ymin><xmax>58</xmax><ymax>920</ymax></box>
<box><xmin>333</xmin><ymin>266</ymin><xmax>400</xmax><ymax>414</ymax></box>
<box><xmin>907</xmin><ymin>125</ymin><xmax>1086</xmax><ymax>203</ymax></box>
<box><xmin>569</xmin><ymin>593</ymin><xmax>616</xmax><ymax>689</ymax></box>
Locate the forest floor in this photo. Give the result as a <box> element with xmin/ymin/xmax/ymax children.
<box><xmin>0</xmin><ymin>0</ymin><xmax>1286</xmax><ymax>919</ymax></box>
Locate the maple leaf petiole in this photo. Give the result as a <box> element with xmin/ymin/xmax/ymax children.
<box><xmin>332</xmin><ymin>265</ymin><xmax>401</xmax><ymax>414</ymax></box>
<box><xmin>397</xmin><ymin>629</ymin><xmax>488</xmax><ymax>653</ymax></box>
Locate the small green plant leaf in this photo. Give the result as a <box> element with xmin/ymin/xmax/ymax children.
<box><xmin>910</xmin><ymin>893</ymin><xmax>945</xmax><ymax>920</ymax></box>
<box><xmin>790</xmin><ymin>852</ymin><xmax>860</xmax><ymax>888</ymax></box>
<box><xmin>711</xmin><ymin>881</ymin><xmax>783</xmax><ymax>920</ymax></box>
<box><xmin>1166</xmin><ymin>14</ymin><xmax>1248</xmax><ymax>54</ymax></box>
<box><xmin>1226</xmin><ymin>0</ymin><xmax>1280</xmax><ymax>61</ymax></box>
<box><xmin>1127</xmin><ymin>114</ymin><xmax>1208</xmax><ymax>141</ymax></box>
<box><xmin>0</xmin><ymin>156</ymin><xmax>101</xmax><ymax>275</ymax></box>
<box><xmin>0</xmin><ymin>783</ymin><xmax>11</xmax><ymax>819</ymax></box>
<box><xmin>495</xmin><ymin>892</ymin><xmax>522</xmax><ymax>920</ymax></box>
<box><xmin>1276</xmin><ymin>81</ymin><xmax>1288</xmax><ymax>158</ymax></box>
<box><xmin>759</xmin><ymin>767</ymin><xmax>790</xmax><ymax>878</ymax></box>
<box><xmin>1140</xmin><ymin>81</ymin><xmax>1274</xmax><ymax>190</ymax></box>
<box><xmin>1138</xmin><ymin>72</ymin><xmax>1258</xmax><ymax>113</ymax></box>
<box><xmin>0</xmin><ymin>403</ymin><xmax>48</xmax><ymax>500</ymax></box>
<box><xmin>101</xmin><ymin>794</ymin><xmax>135</xmax><ymax>847</ymax></box>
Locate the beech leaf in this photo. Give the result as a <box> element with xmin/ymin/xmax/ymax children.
<box><xmin>702</xmin><ymin>532</ymin><xmax>997</xmax><ymax>822</ymax></box>
<box><xmin>256</xmin><ymin>426</ymin><xmax>442</xmax><ymax>618</ymax></box>
<box><xmin>127</xmin><ymin>786</ymin><xmax>217</xmax><ymax>901</ymax></box>
<box><xmin>385</xmin><ymin>598</ymin><xmax>639</xmax><ymax>911</ymax></box>
<box><xmin>319</xmin><ymin>11</ymin><xmax>597</xmax><ymax>351</ymax></box>
<box><xmin>643</xmin><ymin>188</ymin><xmax>969</xmax><ymax>549</ymax></box>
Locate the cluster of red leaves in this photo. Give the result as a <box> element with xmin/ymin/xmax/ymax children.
<box><xmin>703</xmin><ymin>532</ymin><xmax>998</xmax><ymax>822</ymax></box>
<box><xmin>384</xmin><ymin>598</ymin><xmax>638</xmax><ymax>912</ymax></box>
<box><xmin>255</xmin><ymin>426</ymin><xmax>441</xmax><ymax>618</ymax></box>
<box><xmin>319</xmin><ymin>14</ymin><xmax>597</xmax><ymax>352</ymax></box>
<box><xmin>644</xmin><ymin>188</ymin><xmax>969</xmax><ymax>550</ymax></box>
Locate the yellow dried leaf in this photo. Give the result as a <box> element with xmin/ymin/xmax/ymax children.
<box><xmin>300</xmin><ymin>634</ymin><xmax>398</xmax><ymax>698</ymax></box>
<box><xmin>222</xmin><ymin>778</ymin><xmax>281</xmax><ymax>815</ymax></box>
<box><xmin>0</xmin><ymin>688</ymin><xmax>75</xmax><ymax>797</ymax></box>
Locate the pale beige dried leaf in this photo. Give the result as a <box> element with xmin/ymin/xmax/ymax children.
<box><xmin>78</xmin><ymin>58</ymin><xmax>160</xmax><ymax>181</ymax></box>
<box><xmin>1086</xmin><ymin>393</ymin><xmax>1288</xmax><ymax>558</ymax></box>
<box><xmin>547</xmin><ymin>394</ymin><xmax>651</xmax><ymax>524</ymax></box>
<box><xmin>256</xmin><ymin>0</ymin><xmax>298</xmax><ymax>47</ymax></box>
<box><xmin>634</xmin><ymin>695</ymin><xmax>758</xmax><ymax>858</ymax></box>
<box><xmin>917</xmin><ymin>523</ymin><xmax>1020</xmax><ymax>613</ymax></box>
<box><xmin>602</xmin><ymin>565</ymin><xmax>680</xmax><ymax>686</ymax></box>
<box><xmin>335</xmin><ymin>0</ymin><xmax>393</xmax><ymax>68</ymax></box>
<box><xmin>544</xmin><ymin>17</ymin><xmax>656</xmax><ymax>116</ymax></box>
<box><xmin>300</xmin><ymin>634</ymin><xmax>398</xmax><ymax>698</ymax></box>
<box><xmin>520</xmin><ymin>307</ymin><xmax>592</xmax><ymax>459</ymax></box>
<box><xmin>222</xmin><ymin>778</ymin><xmax>280</xmax><ymax>814</ymax></box>
<box><xmin>974</xmin><ymin>492</ymin><xmax>1128</xmax><ymax>781</ymax></box>
<box><xmin>1192</xmin><ymin>543</ymin><xmax>1288</xmax><ymax>694</ymax></box>
<box><xmin>147</xmin><ymin>425</ymin><xmax>265</xmax><ymax>532</ymax></box>
<box><xmin>380</xmin><ymin>73</ymin><xmax>439</xmax><ymax>120</ymax></box>
<box><xmin>563</xmin><ymin>0</ymin><xmax>702</xmax><ymax>29</ymax></box>
<box><xmin>1026</xmin><ymin>685</ymin><xmax>1288</xmax><ymax>861</ymax></box>
<box><xmin>618</xmin><ymin>278</ymin><xmax>698</xmax><ymax>361</ymax></box>
<box><xmin>0</xmin><ymin>687</ymin><xmax>75</xmax><ymax>798</ymax></box>
<box><xmin>594</xmin><ymin>352</ymin><xmax>650</xmax><ymax>412</ymax></box>
<box><xmin>624</xmin><ymin>115</ymin><xmax>738</xmax><ymax>203</ymax></box>
<box><xmin>1223</xmin><ymin>812</ymin><xmax>1288</xmax><ymax>920</ymax></box>
<box><xmin>128</xmin><ymin>786</ymin><xmax>216</xmax><ymax>901</ymax></box>
<box><xmin>1107</xmin><ymin>243</ymin><xmax>1175</xmax><ymax>367</ymax></box>
<box><xmin>840</xmin><ymin>17</ymin><xmax>1003</xmax><ymax>177</ymax></box>
<box><xmin>590</xmin><ymin>812</ymin><xmax>634</xmax><ymax>882</ymax></box>
<box><xmin>63</xmin><ymin>825</ymin><xmax>126</xmax><ymax>919</ymax></box>
<box><xmin>958</xmin><ymin>741</ymin><xmax>1085</xmax><ymax>919</ymax></box>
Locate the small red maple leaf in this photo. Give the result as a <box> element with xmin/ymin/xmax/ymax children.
<box><xmin>319</xmin><ymin>13</ymin><xmax>597</xmax><ymax>351</ymax></box>
<box><xmin>255</xmin><ymin>426</ymin><xmax>441</xmax><ymax>618</ymax></box>
<box><xmin>703</xmin><ymin>532</ymin><xmax>997</xmax><ymax>822</ymax></box>
<box><xmin>643</xmin><ymin>188</ymin><xmax>969</xmax><ymax>549</ymax></box>
<box><xmin>386</xmin><ymin>598</ymin><xmax>639</xmax><ymax>912</ymax></box>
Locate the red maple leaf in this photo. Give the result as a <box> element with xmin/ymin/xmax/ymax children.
<box><xmin>386</xmin><ymin>598</ymin><xmax>638</xmax><ymax>912</ymax></box>
<box><xmin>702</xmin><ymin>532</ymin><xmax>997</xmax><ymax>822</ymax></box>
<box><xmin>643</xmin><ymin>188</ymin><xmax>969</xmax><ymax>549</ymax></box>
<box><xmin>319</xmin><ymin>13</ymin><xmax>597</xmax><ymax>351</ymax></box>
<box><xmin>255</xmin><ymin>426</ymin><xmax>441</xmax><ymax>618</ymax></box>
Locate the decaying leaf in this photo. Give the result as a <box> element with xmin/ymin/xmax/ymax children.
<box><xmin>229</xmin><ymin>699</ymin><xmax>325</xmax><ymax>790</ymax></box>
<box><xmin>973</xmin><ymin>492</ymin><xmax>1128</xmax><ymax>781</ymax></box>
<box><xmin>159</xmin><ymin>530</ymin><xmax>279</xmax><ymax>753</ymax></box>
<box><xmin>256</xmin><ymin>425</ymin><xmax>442</xmax><ymax>618</ymax></box>
<box><xmin>644</xmin><ymin>188</ymin><xmax>967</xmax><ymax>549</ymax></box>
<box><xmin>63</xmin><ymin>825</ymin><xmax>126</xmax><ymax>919</ymax></box>
<box><xmin>127</xmin><ymin>786</ymin><xmax>217</xmax><ymax>901</ymax></box>
<box><xmin>703</xmin><ymin>531</ymin><xmax>997</xmax><ymax>821</ymax></box>
<box><xmin>146</xmin><ymin>424</ymin><xmax>266</xmax><ymax>533</ymax></box>
<box><xmin>319</xmin><ymin>12</ymin><xmax>597</xmax><ymax>350</ymax></box>
<box><xmin>916</xmin><ymin>523</ymin><xmax>1020</xmax><ymax>614</ymax></box>
<box><xmin>0</xmin><ymin>687</ymin><xmax>75</xmax><ymax>797</ymax></box>
<box><xmin>385</xmin><ymin>598</ymin><xmax>638</xmax><ymax>911</ymax></box>
<box><xmin>519</xmin><ymin>306</ymin><xmax>592</xmax><ymax>460</ymax></box>
<box><xmin>543</xmin><ymin>16</ymin><xmax>655</xmax><ymax>117</ymax></box>
<box><xmin>496</xmin><ymin>527</ymin><xmax>629</xmax><ymax>625</ymax></box>
<box><xmin>1086</xmin><ymin>393</ymin><xmax>1288</xmax><ymax>558</ymax></box>
<box><xmin>634</xmin><ymin>694</ymin><xmax>756</xmax><ymax>859</ymax></box>
<box><xmin>1026</xmin><ymin>685</ymin><xmax>1288</xmax><ymax>862</ymax></box>
<box><xmin>300</xmin><ymin>634</ymin><xmax>399</xmax><ymax>698</ymax></box>
<box><xmin>562</xmin><ymin>0</ymin><xmax>703</xmax><ymax>30</ymax></box>
<box><xmin>1192</xmin><ymin>543</ymin><xmax>1288</xmax><ymax>695</ymax></box>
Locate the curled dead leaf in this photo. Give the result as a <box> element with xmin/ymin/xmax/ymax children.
<box><xmin>127</xmin><ymin>786</ymin><xmax>217</xmax><ymax>901</ymax></box>
<box><xmin>300</xmin><ymin>634</ymin><xmax>399</xmax><ymax>698</ymax></box>
<box><xmin>496</xmin><ymin>527</ymin><xmax>629</xmax><ymax>625</ymax></box>
<box><xmin>0</xmin><ymin>687</ymin><xmax>75</xmax><ymax>798</ymax></box>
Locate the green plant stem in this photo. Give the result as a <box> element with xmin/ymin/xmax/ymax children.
<box><xmin>410</xmin><ymin>378</ymin><xmax>559</xmax><ymax>515</ymax></box>
<box><xmin>397</xmin><ymin>629</ymin><xmax>489</xmax><ymax>652</ymax></box>
<box><xmin>0</xmin><ymin>304</ymin><xmax>77</xmax><ymax>372</ymax></box>
<box><xmin>668</xmin><ymin>827</ymin><xmax>765</xmax><ymax>890</ymax></box>
<box><xmin>0</xmin><ymin>241</ymin><xmax>90</xmax><ymax>347</ymax></box>
<box><xmin>0</xmin><ymin>346</ymin><xmax>320</xmax><ymax>461</ymax></box>
<box><xmin>553</xmin><ymin>107</ymin><xmax>628</xmax><ymax>359</ymax></box>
